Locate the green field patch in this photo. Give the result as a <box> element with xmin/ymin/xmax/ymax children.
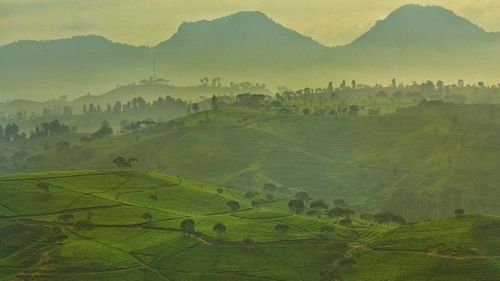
<box><xmin>0</xmin><ymin>180</ymin><xmax>114</xmax><ymax>215</ymax></box>
<box><xmin>119</xmin><ymin>183</ymin><xmax>246</xmax><ymax>215</ymax></box>
<box><xmin>343</xmin><ymin>249</ymin><xmax>439</xmax><ymax>281</ymax></box>
<box><xmin>55</xmin><ymin>233</ymin><xmax>142</xmax><ymax>272</ymax></box>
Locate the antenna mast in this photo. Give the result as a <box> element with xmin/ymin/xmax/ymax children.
<box><xmin>153</xmin><ymin>59</ymin><xmax>157</xmax><ymax>80</ymax></box>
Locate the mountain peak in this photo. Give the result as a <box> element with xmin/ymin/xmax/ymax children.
<box><xmin>156</xmin><ymin>10</ymin><xmax>323</xmax><ymax>51</ymax></box>
<box><xmin>221</xmin><ymin>10</ymin><xmax>270</xmax><ymax>20</ymax></box>
<box><xmin>349</xmin><ymin>4</ymin><xmax>487</xmax><ymax>48</ymax></box>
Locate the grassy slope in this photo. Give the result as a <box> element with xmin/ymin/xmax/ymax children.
<box><xmin>0</xmin><ymin>170</ymin><xmax>499</xmax><ymax>281</ymax></box>
<box><xmin>0</xmin><ymin>170</ymin><xmax>341</xmax><ymax>281</ymax></box>
<box><xmin>27</xmin><ymin>103</ymin><xmax>500</xmax><ymax>220</ymax></box>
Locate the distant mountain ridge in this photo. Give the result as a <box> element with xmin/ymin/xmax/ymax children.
<box><xmin>1</xmin><ymin>4</ymin><xmax>500</xmax><ymax>100</ymax></box>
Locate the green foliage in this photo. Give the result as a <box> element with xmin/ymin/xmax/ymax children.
<box><xmin>180</xmin><ymin>219</ymin><xmax>196</xmax><ymax>233</ymax></box>
<box><xmin>226</xmin><ymin>200</ymin><xmax>241</xmax><ymax>212</ymax></box>
<box><xmin>213</xmin><ymin>222</ymin><xmax>227</xmax><ymax>234</ymax></box>
<box><xmin>142</xmin><ymin>212</ymin><xmax>153</xmax><ymax>221</ymax></box>
<box><xmin>288</xmin><ymin>199</ymin><xmax>305</xmax><ymax>214</ymax></box>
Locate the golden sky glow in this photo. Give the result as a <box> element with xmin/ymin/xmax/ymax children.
<box><xmin>1</xmin><ymin>0</ymin><xmax>499</xmax><ymax>46</ymax></box>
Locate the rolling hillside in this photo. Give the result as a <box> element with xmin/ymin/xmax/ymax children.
<box><xmin>0</xmin><ymin>170</ymin><xmax>498</xmax><ymax>280</ymax></box>
<box><xmin>13</xmin><ymin>101</ymin><xmax>500</xmax><ymax>221</ymax></box>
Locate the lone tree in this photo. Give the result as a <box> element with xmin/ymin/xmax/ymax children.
<box><xmin>226</xmin><ymin>200</ymin><xmax>241</xmax><ymax>212</ymax></box>
<box><xmin>294</xmin><ymin>191</ymin><xmax>311</xmax><ymax>201</ymax></box>
<box><xmin>211</xmin><ymin>95</ymin><xmax>219</xmax><ymax>110</ymax></box>
<box><xmin>307</xmin><ymin>209</ymin><xmax>321</xmax><ymax>218</ymax></box>
<box><xmin>327</xmin><ymin>207</ymin><xmax>344</xmax><ymax>221</ymax></box>
<box><xmin>141</xmin><ymin>212</ymin><xmax>152</xmax><ymax>222</ymax></box>
<box><xmin>192</xmin><ymin>103</ymin><xmax>199</xmax><ymax>113</ymax></box>
<box><xmin>180</xmin><ymin>219</ymin><xmax>196</xmax><ymax>233</ymax></box>
<box><xmin>454</xmin><ymin>208</ymin><xmax>465</xmax><ymax>217</ymax></box>
<box><xmin>213</xmin><ymin>223</ymin><xmax>227</xmax><ymax>234</ymax></box>
<box><xmin>149</xmin><ymin>194</ymin><xmax>158</xmax><ymax>201</ymax></box>
<box><xmin>288</xmin><ymin>199</ymin><xmax>305</xmax><ymax>215</ymax></box>
<box><xmin>37</xmin><ymin>182</ymin><xmax>50</xmax><ymax>192</ymax></box>
<box><xmin>275</xmin><ymin>224</ymin><xmax>290</xmax><ymax>234</ymax></box>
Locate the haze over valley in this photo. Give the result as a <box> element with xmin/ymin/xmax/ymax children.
<box><xmin>1</xmin><ymin>2</ymin><xmax>500</xmax><ymax>281</ymax></box>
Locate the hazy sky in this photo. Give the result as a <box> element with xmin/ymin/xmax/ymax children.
<box><xmin>1</xmin><ymin>0</ymin><xmax>500</xmax><ymax>47</ymax></box>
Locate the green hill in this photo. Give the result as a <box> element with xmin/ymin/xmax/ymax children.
<box><xmin>0</xmin><ymin>170</ymin><xmax>498</xmax><ymax>280</ymax></box>
<box><xmin>19</xmin><ymin>102</ymin><xmax>500</xmax><ymax>221</ymax></box>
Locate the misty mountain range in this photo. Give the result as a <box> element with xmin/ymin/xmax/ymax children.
<box><xmin>1</xmin><ymin>4</ymin><xmax>500</xmax><ymax>100</ymax></box>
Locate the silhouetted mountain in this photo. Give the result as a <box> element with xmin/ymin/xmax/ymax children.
<box><xmin>0</xmin><ymin>35</ymin><xmax>150</xmax><ymax>100</ymax></box>
<box><xmin>350</xmin><ymin>5</ymin><xmax>492</xmax><ymax>49</ymax></box>
<box><xmin>152</xmin><ymin>11</ymin><xmax>328</xmax><ymax>85</ymax></box>
<box><xmin>1</xmin><ymin>5</ymin><xmax>500</xmax><ymax>100</ymax></box>
<box><xmin>334</xmin><ymin>4</ymin><xmax>500</xmax><ymax>83</ymax></box>
<box><xmin>156</xmin><ymin>11</ymin><xmax>324</xmax><ymax>58</ymax></box>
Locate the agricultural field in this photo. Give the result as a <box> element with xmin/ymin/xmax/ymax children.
<box><xmin>12</xmin><ymin>102</ymin><xmax>500</xmax><ymax>221</ymax></box>
<box><xmin>0</xmin><ymin>170</ymin><xmax>498</xmax><ymax>281</ymax></box>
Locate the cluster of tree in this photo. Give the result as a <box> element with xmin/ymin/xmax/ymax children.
<box><xmin>242</xmin><ymin>183</ymin><xmax>290</xmax><ymax>208</ymax></box>
<box><xmin>82</xmin><ymin>96</ymin><xmax>189</xmax><ymax>116</ymax></box>
<box><xmin>327</xmin><ymin>207</ymin><xmax>355</xmax><ymax>222</ymax></box>
<box><xmin>0</xmin><ymin>123</ymin><xmax>26</xmax><ymax>142</ymax></box>
<box><xmin>81</xmin><ymin>121</ymin><xmax>113</xmax><ymax>143</ymax></box>
<box><xmin>120</xmin><ymin>120</ymin><xmax>156</xmax><ymax>133</ymax></box>
<box><xmin>198</xmin><ymin>78</ymin><xmax>267</xmax><ymax>92</ymax></box>
<box><xmin>56</xmin><ymin>211</ymin><xmax>94</xmax><ymax>232</ymax></box>
<box><xmin>235</xmin><ymin>93</ymin><xmax>267</xmax><ymax>108</ymax></box>
<box><xmin>320</xmin><ymin>241</ymin><xmax>354</xmax><ymax>281</ymax></box>
<box><xmin>112</xmin><ymin>156</ymin><xmax>138</xmax><ymax>169</ymax></box>
<box><xmin>3</xmin><ymin>105</ymin><xmax>73</xmax><ymax>124</ymax></box>
<box><xmin>29</xmin><ymin>119</ymin><xmax>71</xmax><ymax>139</ymax></box>
<box><xmin>366</xmin><ymin>211</ymin><xmax>407</xmax><ymax>229</ymax></box>
<box><xmin>139</xmin><ymin>76</ymin><xmax>169</xmax><ymax>85</ymax></box>
<box><xmin>0</xmin><ymin>119</ymin><xmax>74</xmax><ymax>143</ymax></box>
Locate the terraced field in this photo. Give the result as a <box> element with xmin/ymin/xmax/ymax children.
<box><xmin>19</xmin><ymin>103</ymin><xmax>500</xmax><ymax>221</ymax></box>
<box><xmin>0</xmin><ymin>170</ymin><xmax>498</xmax><ymax>280</ymax></box>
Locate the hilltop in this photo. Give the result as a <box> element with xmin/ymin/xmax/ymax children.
<box><xmin>0</xmin><ymin>170</ymin><xmax>498</xmax><ymax>280</ymax></box>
